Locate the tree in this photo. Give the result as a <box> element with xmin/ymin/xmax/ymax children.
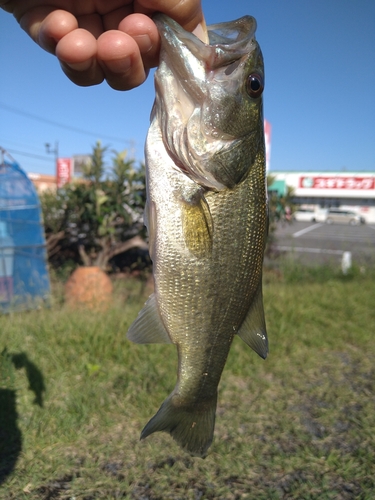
<box><xmin>41</xmin><ymin>142</ymin><xmax>148</xmax><ymax>271</ymax></box>
<box><xmin>40</xmin><ymin>187</ymin><xmax>73</xmax><ymax>259</ymax></box>
<box><xmin>266</xmin><ymin>175</ymin><xmax>295</xmax><ymax>257</ymax></box>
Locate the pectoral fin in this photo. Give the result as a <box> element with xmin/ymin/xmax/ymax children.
<box><xmin>181</xmin><ymin>193</ymin><xmax>213</xmax><ymax>258</ymax></box>
<box><xmin>127</xmin><ymin>293</ymin><xmax>172</xmax><ymax>344</ymax></box>
<box><xmin>237</xmin><ymin>284</ymin><xmax>268</xmax><ymax>359</ymax></box>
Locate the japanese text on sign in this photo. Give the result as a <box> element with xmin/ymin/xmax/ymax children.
<box><xmin>299</xmin><ymin>176</ymin><xmax>375</xmax><ymax>190</ymax></box>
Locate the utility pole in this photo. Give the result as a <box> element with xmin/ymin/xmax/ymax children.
<box><xmin>45</xmin><ymin>142</ymin><xmax>59</xmax><ymax>175</ymax></box>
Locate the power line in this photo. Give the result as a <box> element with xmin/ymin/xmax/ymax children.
<box><xmin>0</xmin><ymin>136</ymin><xmax>49</xmax><ymax>155</ymax></box>
<box><xmin>5</xmin><ymin>148</ymin><xmax>52</xmax><ymax>162</ymax></box>
<box><xmin>0</xmin><ymin>101</ymin><xmax>132</xmax><ymax>144</ymax></box>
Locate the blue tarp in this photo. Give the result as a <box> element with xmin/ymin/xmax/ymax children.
<box><xmin>0</xmin><ymin>156</ymin><xmax>50</xmax><ymax>312</ymax></box>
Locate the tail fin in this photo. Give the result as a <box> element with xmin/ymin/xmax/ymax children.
<box><xmin>140</xmin><ymin>393</ymin><xmax>217</xmax><ymax>457</ymax></box>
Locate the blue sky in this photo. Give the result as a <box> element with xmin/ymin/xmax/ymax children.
<box><xmin>0</xmin><ymin>1</ymin><xmax>374</xmax><ymax>175</ymax></box>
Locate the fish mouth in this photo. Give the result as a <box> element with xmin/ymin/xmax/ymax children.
<box><xmin>154</xmin><ymin>14</ymin><xmax>257</xmax><ymax>100</ymax></box>
<box><xmin>154</xmin><ymin>14</ymin><xmax>257</xmax><ymax>68</ymax></box>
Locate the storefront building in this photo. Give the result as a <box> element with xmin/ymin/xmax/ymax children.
<box><xmin>269</xmin><ymin>172</ymin><xmax>375</xmax><ymax>223</ymax></box>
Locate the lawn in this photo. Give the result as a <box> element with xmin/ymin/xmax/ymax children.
<box><xmin>0</xmin><ymin>265</ymin><xmax>374</xmax><ymax>499</ymax></box>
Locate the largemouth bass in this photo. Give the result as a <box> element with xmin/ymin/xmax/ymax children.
<box><xmin>127</xmin><ymin>13</ymin><xmax>268</xmax><ymax>457</ymax></box>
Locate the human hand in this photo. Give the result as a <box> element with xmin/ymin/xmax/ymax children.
<box><xmin>1</xmin><ymin>1</ymin><xmax>205</xmax><ymax>90</ymax></box>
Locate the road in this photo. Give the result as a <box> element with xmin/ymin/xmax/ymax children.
<box><xmin>273</xmin><ymin>221</ymin><xmax>375</xmax><ymax>266</ymax></box>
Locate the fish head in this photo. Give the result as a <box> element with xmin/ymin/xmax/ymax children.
<box><xmin>154</xmin><ymin>14</ymin><xmax>265</xmax><ymax>190</ymax></box>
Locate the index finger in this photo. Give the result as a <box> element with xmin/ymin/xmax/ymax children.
<box><xmin>135</xmin><ymin>0</ymin><xmax>205</xmax><ymax>33</ymax></box>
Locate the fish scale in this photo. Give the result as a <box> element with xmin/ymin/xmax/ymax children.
<box><xmin>127</xmin><ymin>13</ymin><xmax>268</xmax><ymax>457</ymax></box>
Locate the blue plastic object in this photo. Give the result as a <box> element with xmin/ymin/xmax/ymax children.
<box><xmin>0</xmin><ymin>154</ymin><xmax>50</xmax><ymax>312</ymax></box>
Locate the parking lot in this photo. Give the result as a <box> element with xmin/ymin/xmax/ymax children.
<box><xmin>273</xmin><ymin>221</ymin><xmax>375</xmax><ymax>266</ymax></box>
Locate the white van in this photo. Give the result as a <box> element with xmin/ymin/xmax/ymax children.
<box><xmin>325</xmin><ymin>209</ymin><xmax>365</xmax><ymax>225</ymax></box>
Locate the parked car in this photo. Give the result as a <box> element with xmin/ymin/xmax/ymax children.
<box><xmin>325</xmin><ymin>209</ymin><xmax>365</xmax><ymax>225</ymax></box>
<box><xmin>293</xmin><ymin>208</ymin><xmax>327</xmax><ymax>222</ymax></box>
<box><xmin>293</xmin><ymin>208</ymin><xmax>317</xmax><ymax>222</ymax></box>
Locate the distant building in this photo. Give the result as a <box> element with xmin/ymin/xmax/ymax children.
<box><xmin>269</xmin><ymin>171</ymin><xmax>375</xmax><ymax>223</ymax></box>
<box><xmin>27</xmin><ymin>173</ymin><xmax>56</xmax><ymax>192</ymax></box>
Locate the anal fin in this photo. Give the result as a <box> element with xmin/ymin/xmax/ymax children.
<box><xmin>237</xmin><ymin>283</ymin><xmax>268</xmax><ymax>359</ymax></box>
<box><xmin>127</xmin><ymin>293</ymin><xmax>172</xmax><ymax>344</ymax></box>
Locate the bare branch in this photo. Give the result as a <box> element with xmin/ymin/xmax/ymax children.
<box><xmin>45</xmin><ymin>231</ymin><xmax>65</xmax><ymax>257</ymax></box>
<box><xmin>78</xmin><ymin>244</ymin><xmax>92</xmax><ymax>267</ymax></box>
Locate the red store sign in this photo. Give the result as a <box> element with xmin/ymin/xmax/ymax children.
<box><xmin>56</xmin><ymin>158</ymin><xmax>72</xmax><ymax>188</ymax></box>
<box><xmin>299</xmin><ymin>176</ymin><xmax>375</xmax><ymax>190</ymax></box>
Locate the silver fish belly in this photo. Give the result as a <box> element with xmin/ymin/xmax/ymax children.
<box><xmin>127</xmin><ymin>14</ymin><xmax>268</xmax><ymax>457</ymax></box>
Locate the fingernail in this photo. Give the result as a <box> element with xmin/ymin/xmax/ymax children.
<box><xmin>193</xmin><ymin>21</ymin><xmax>209</xmax><ymax>44</ymax></box>
<box><xmin>105</xmin><ymin>57</ymin><xmax>132</xmax><ymax>73</ymax></box>
<box><xmin>65</xmin><ymin>59</ymin><xmax>93</xmax><ymax>71</ymax></box>
<box><xmin>133</xmin><ymin>34</ymin><xmax>152</xmax><ymax>54</ymax></box>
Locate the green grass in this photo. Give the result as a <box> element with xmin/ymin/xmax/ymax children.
<box><xmin>1</xmin><ymin>265</ymin><xmax>375</xmax><ymax>499</ymax></box>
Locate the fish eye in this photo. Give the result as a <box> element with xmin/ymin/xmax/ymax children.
<box><xmin>246</xmin><ymin>73</ymin><xmax>264</xmax><ymax>98</ymax></box>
